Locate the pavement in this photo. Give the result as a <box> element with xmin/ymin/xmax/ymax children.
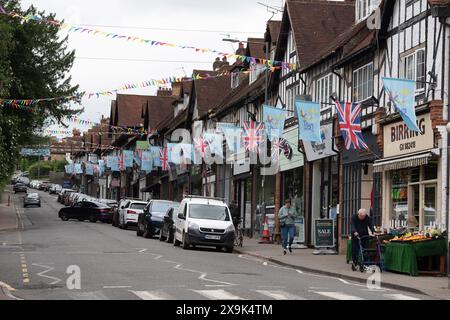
<box><xmin>0</xmin><ymin>187</ymin><xmax>445</xmax><ymax>300</ymax></box>
<box><xmin>0</xmin><ymin>190</ymin><xmax>17</xmax><ymax>232</ymax></box>
<box><xmin>234</xmin><ymin>238</ymin><xmax>450</xmax><ymax>300</ymax></box>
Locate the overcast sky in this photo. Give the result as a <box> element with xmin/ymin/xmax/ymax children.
<box><xmin>20</xmin><ymin>0</ymin><xmax>286</xmax><ymax>137</ymax></box>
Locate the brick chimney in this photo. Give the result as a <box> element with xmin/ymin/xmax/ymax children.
<box><xmin>157</xmin><ymin>87</ymin><xmax>173</xmax><ymax>97</ymax></box>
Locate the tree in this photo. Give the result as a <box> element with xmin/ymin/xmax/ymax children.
<box><xmin>0</xmin><ymin>0</ymin><xmax>81</xmax><ymax>188</ymax></box>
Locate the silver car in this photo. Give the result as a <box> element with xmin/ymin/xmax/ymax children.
<box><xmin>24</xmin><ymin>193</ymin><xmax>41</xmax><ymax>208</ymax></box>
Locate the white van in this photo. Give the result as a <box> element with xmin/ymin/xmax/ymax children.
<box><xmin>173</xmin><ymin>196</ymin><xmax>235</xmax><ymax>253</ymax></box>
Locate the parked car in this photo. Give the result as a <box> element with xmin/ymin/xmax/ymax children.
<box><xmin>137</xmin><ymin>200</ymin><xmax>180</xmax><ymax>238</ymax></box>
<box><xmin>65</xmin><ymin>192</ymin><xmax>79</xmax><ymax>206</ymax></box>
<box><xmin>58</xmin><ymin>201</ymin><xmax>113</xmax><ymax>223</ymax></box>
<box><xmin>173</xmin><ymin>196</ymin><xmax>235</xmax><ymax>252</ymax></box>
<box><xmin>49</xmin><ymin>184</ymin><xmax>62</xmax><ymax>195</ymax></box>
<box><xmin>98</xmin><ymin>199</ymin><xmax>118</xmax><ymax>219</ymax></box>
<box><xmin>158</xmin><ymin>206</ymin><xmax>181</xmax><ymax>243</ymax></box>
<box><xmin>119</xmin><ymin>200</ymin><xmax>147</xmax><ymax>230</ymax></box>
<box><xmin>112</xmin><ymin>198</ymin><xmax>140</xmax><ymax>227</ymax></box>
<box><xmin>41</xmin><ymin>182</ymin><xmax>52</xmax><ymax>192</ymax></box>
<box><xmin>59</xmin><ymin>189</ymin><xmax>73</xmax><ymax>203</ymax></box>
<box><xmin>13</xmin><ymin>183</ymin><xmax>27</xmax><ymax>194</ymax></box>
<box><xmin>24</xmin><ymin>193</ymin><xmax>41</xmax><ymax>208</ymax></box>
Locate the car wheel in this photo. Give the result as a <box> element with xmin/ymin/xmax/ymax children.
<box><xmin>136</xmin><ymin>226</ymin><xmax>143</xmax><ymax>237</ymax></box>
<box><xmin>182</xmin><ymin>232</ymin><xmax>190</xmax><ymax>250</ymax></box>
<box><xmin>122</xmin><ymin>222</ymin><xmax>128</xmax><ymax>230</ymax></box>
<box><xmin>78</xmin><ymin>218</ymin><xmax>84</xmax><ymax>222</ymax></box>
<box><xmin>24</xmin><ymin>204</ymin><xmax>27</xmax><ymax>208</ymax></box>
<box><xmin>61</xmin><ymin>214</ymin><xmax>69</xmax><ymax>221</ymax></box>
<box><xmin>143</xmin><ymin>224</ymin><xmax>152</xmax><ymax>239</ymax></box>
<box><xmin>167</xmin><ymin>230</ymin><xmax>174</xmax><ymax>243</ymax></box>
<box><xmin>89</xmin><ymin>215</ymin><xmax>97</xmax><ymax>223</ymax></box>
<box><xmin>225</xmin><ymin>246</ymin><xmax>234</xmax><ymax>253</ymax></box>
<box><xmin>216</xmin><ymin>246</ymin><xmax>222</xmax><ymax>252</ymax></box>
<box><xmin>173</xmin><ymin>236</ymin><xmax>181</xmax><ymax>247</ymax></box>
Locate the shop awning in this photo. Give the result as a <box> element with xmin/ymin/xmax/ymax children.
<box><xmin>373</xmin><ymin>151</ymin><xmax>434</xmax><ymax>173</ymax></box>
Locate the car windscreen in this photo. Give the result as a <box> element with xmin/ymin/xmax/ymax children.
<box><xmin>130</xmin><ymin>203</ymin><xmax>146</xmax><ymax>210</ymax></box>
<box><xmin>188</xmin><ymin>204</ymin><xmax>230</xmax><ymax>221</ymax></box>
<box><xmin>151</xmin><ymin>202</ymin><xmax>174</xmax><ymax>213</ymax></box>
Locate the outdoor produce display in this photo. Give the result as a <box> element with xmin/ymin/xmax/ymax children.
<box><xmin>384</xmin><ymin>228</ymin><xmax>443</xmax><ymax>243</ymax></box>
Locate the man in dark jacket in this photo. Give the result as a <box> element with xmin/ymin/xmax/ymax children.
<box><xmin>351</xmin><ymin>208</ymin><xmax>375</xmax><ymax>268</ymax></box>
<box><xmin>229</xmin><ymin>200</ymin><xmax>240</xmax><ymax>228</ymax></box>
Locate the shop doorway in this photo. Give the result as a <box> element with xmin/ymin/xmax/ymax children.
<box><xmin>235</xmin><ymin>179</ymin><xmax>252</xmax><ymax>236</ymax></box>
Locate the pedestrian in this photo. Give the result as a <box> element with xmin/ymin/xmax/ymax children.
<box><xmin>229</xmin><ymin>200</ymin><xmax>240</xmax><ymax>229</ymax></box>
<box><xmin>351</xmin><ymin>208</ymin><xmax>375</xmax><ymax>269</ymax></box>
<box><xmin>278</xmin><ymin>198</ymin><xmax>297</xmax><ymax>255</ymax></box>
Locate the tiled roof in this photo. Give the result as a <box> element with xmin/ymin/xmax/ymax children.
<box><xmin>280</xmin><ymin>0</ymin><xmax>355</xmax><ymax>68</ymax></box>
<box><xmin>114</xmin><ymin>94</ymin><xmax>149</xmax><ymax>127</ymax></box>
<box><xmin>157</xmin><ymin>108</ymin><xmax>188</xmax><ymax>132</ymax></box>
<box><xmin>192</xmin><ymin>70</ymin><xmax>232</xmax><ymax>119</ymax></box>
<box><xmin>143</xmin><ymin>96</ymin><xmax>177</xmax><ymax>130</ymax></box>
<box><xmin>246</xmin><ymin>38</ymin><xmax>266</xmax><ymax>60</ymax></box>
<box><xmin>267</xmin><ymin>20</ymin><xmax>281</xmax><ymax>45</ymax></box>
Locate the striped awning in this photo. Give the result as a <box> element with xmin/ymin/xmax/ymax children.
<box><xmin>373</xmin><ymin>152</ymin><xmax>433</xmax><ymax>173</ymax></box>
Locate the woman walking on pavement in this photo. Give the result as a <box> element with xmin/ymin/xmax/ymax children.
<box><xmin>278</xmin><ymin>199</ymin><xmax>297</xmax><ymax>255</ymax></box>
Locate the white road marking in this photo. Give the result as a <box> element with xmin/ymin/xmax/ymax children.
<box><xmin>255</xmin><ymin>290</ymin><xmax>306</xmax><ymax>300</ymax></box>
<box><xmin>192</xmin><ymin>289</ymin><xmax>244</xmax><ymax>300</ymax></box>
<box><xmin>130</xmin><ymin>290</ymin><xmax>172</xmax><ymax>300</ymax></box>
<box><xmin>384</xmin><ymin>294</ymin><xmax>420</xmax><ymax>300</ymax></box>
<box><xmin>32</xmin><ymin>263</ymin><xmax>62</xmax><ymax>285</ymax></box>
<box><xmin>199</xmin><ymin>273</ymin><xmax>236</xmax><ymax>286</ymax></box>
<box><xmin>313</xmin><ymin>291</ymin><xmax>365</xmax><ymax>300</ymax></box>
<box><xmin>296</xmin><ymin>269</ymin><xmax>303</xmax><ymax>274</ymax></box>
<box><xmin>138</xmin><ymin>249</ymin><xmax>148</xmax><ymax>253</ymax></box>
<box><xmin>263</xmin><ymin>262</ymin><xmax>268</xmax><ymax>266</ymax></box>
<box><xmin>0</xmin><ymin>281</ymin><xmax>15</xmax><ymax>291</ymax></box>
<box><xmin>338</xmin><ymin>278</ymin><xmax>350</xmax><ymax>284</ymax></box>
<box><xmin>103</xmin><ymin>286</ymin><xmax>132</xmax><ymax>289</ymax></box>
<box><xmin>68</xmin><ymin>291</ymin><xmax>109</xmax><ymax>300</ymax></box>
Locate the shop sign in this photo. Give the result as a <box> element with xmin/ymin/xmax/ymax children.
<box><xmin>280</xmin><ymin>126</ymin><xmax>304</xmax><ymax>172</ymax></box>
<box><xmin>314</xmin><ymin>219</ymin><xmax>335</xmax><ymax>248</ymax></box>
<box><xmin>303</xmin><ymin>124</ymin><xmax>337</xmax><ymax>162</ymax></box>
<box><xmin>233</xmin><ymin>153</ymin><xmax>250</xmax><ymax>176</ymax></box>
<box><xmin>383</xmin><ymin>113</ymin><xmax>433</xmax><ymax>158</ymax></box>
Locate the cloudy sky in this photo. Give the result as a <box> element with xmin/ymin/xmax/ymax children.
<box><xmin>19</xmin><ymin>0</ymin><xmax>285</xmax><ymax>137</ymax></box>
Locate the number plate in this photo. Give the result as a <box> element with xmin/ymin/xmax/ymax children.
<box><xmin>204</xmin><ymin>235</ymin><xmax>221</xmax><ymax>240</ymax></box>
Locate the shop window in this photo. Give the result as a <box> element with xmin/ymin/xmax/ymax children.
<box><xmin>424</xmin><ymin>162</ymin><xmax>438</xmax><ymax>181</ymax></box>
<box><xmin>410</xmin><ymin>167</ymin><xmax>420</xmax><ymax>183</ymax></box>
<box><xmin>390</xmin><ymin>169</ymin><xmax>409</xmax><ymax>222</ymax></box>
<box><xmin>282</xmin><ymin>167</ymin><xmax>304</xmax><ymax>217</ymax></box>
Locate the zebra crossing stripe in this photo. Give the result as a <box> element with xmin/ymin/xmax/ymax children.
<box><xmin>313</xmin><ymin>291</ymin><xmax>365</xmax><ymax>300</ymax></box>
<box><xmin>130</xmin><ymin>290</ymin><xmax>172</xmax><ymax>300</ymax></box>
<box><xmin>192</xmin><ymin>289</ymin><xmax>244</xmax><ymax>300</ymax></box>
<box><xmin>384</xmin><ymin>294</ymin><xmax>420</xmax><ymax>300</ymax></box>
<box><xmin>255</xmin><ymin>290</ymin><xmax>306</xmax><ymax>300</ymax></box>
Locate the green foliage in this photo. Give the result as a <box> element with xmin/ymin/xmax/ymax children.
<box><xmin>0</xmin><ymin>0</ymin><xmax>80</xmax><ymax>189</ymax></box>
<box><xmin>28</xmin><ymin>159</ymin><xmax>68</xmax><ymax>179</ymax></box>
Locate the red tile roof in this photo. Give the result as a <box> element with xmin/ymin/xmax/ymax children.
<box><xmin>114</xmin><ymin>94</ymin><xmax>150</xmax><ymax>127</ymax></box>
<box><xmin>267</xmin><ymin>20</ymin><xmax>281</xmax><ymax>45</ymax></box>
<box><xmin>246</xmin><ymin>38</ymin><xmax>266</xmax><ymax>60</ymax></box>
<box><xmin>283</xmin><ymin>0</ymin><xmax>355</xmax><ymax>68</ymax></box>
<box><xmin>142</xmin><ymin>96</ymin><xmax>177</xmax><ymax>131</ymax></box>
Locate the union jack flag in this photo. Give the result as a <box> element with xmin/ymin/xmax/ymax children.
<box><xmin>271</xmin><ymin>138</ymin><xmax>292</xmax><ymax>161</ymax></box>
<box><xmin>334</xmin><ymin>101</ymin><xmax>368</xmax><ymax>150</ymax></box>
<box><xmin>160</xmin><ymin>147</ymin><xmax>169</xmax><ymax>171</ymax></box>
<box><xmin>243</xmin><ymin>120</ymin><xmax>265</xmax><ymax>152</ymax></box>
<box><xmin>194</xmin><ymin>136</ymin><xmax>209</xmax><ymax>157</ymax></box>
<box><xmin>119</xmin><ymin>152</ymin><xmax>125</xmax><ymax>171</ymax></box>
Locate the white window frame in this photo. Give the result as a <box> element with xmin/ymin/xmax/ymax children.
<box><xmin>315</xmin><ymin>74</ymin><xmax>333</xmax><ymax>110</ymax></box>
<box><xmin>353</xmin><ymin>62</ymin><xmax>374</xmax><ymax>103</ymax></box>
<box><xmin>356</xmin><ymin>0</ymin><xmax>379</xmax><ymax>22</ymax></box>
<box><xmin>403</xmin><ymin>48</ymin><xmax>426</xmax><ymax>93</ymax></box>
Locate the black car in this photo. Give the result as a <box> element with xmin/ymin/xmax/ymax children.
<box><xmin>159</xmin><ymin>207</ymin><xmax>178</xmax><ymax>243</ymax></box>
<box><xmin>58</xmin><ymin>201</ymin><xmax>113</xmax><ymax>223</ymax></box>
<box><xmin>13</xmin><ymin>183</ymin><xmax>27</xmax><ymax>194</ymax></box>
<box><xmin>137</xmin><ymin>200</ymin><xmax>179</xmax><ymax>238</ymax></box>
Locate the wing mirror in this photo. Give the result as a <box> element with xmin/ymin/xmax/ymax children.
<box><xmin>177</xmin><ymin>213</ymin><xmax>185</xmax><ymax>220</ymax></box>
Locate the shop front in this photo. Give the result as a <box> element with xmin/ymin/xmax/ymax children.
<box><xmin>233</xmin><ymin>155</ymin><xmax>253</xmax><ymax>236</ymax></box>
<box><xmin>303</xmin><ymin>123</ymin><xmax>338</xmax><ymax>247</ymax></box>
<box><xmin>374</xmin><ymin>112</ymin><xmax>442</xmax><ymax>231</ymax></box>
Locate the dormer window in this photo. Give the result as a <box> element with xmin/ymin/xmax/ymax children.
<box><xmin>356</xmin><ymin>0</ymin><xmax>380</xmax><ymax>22</ymax></box>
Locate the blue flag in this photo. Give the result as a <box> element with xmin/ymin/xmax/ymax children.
<box><xmin>123</xmin><ymin>150</ymin><xmax>134</xmax><ymax>168</ymax></box>
<box><xmin>141</xmin><ymin>151</ymin><xmax>153</xmax><ymax>173</ymax></box>
<box><xmin>110</xmin><ymin>156</ymin><xmax>120</xmax><ymax>172</ymax></box>
<box><xmin>85</xmin><ymin>163</ymin><xmax>94</xmax><ymax>176</ymax></box>
<box><xmin>150</xmin><ymin>147</ymin><xmax>162</xmax><ymax>167</ymax></box>
<box><xmin>74</xmin><ymin>164</ymin><xmax>83</xmax><ymax>174</ymax></box>
<box><xmin>98</xmin><ymin>160</ymin><xmax>105</xmax><ymax>177</ymax></box>
<box><xmin>295</xmin><ymin>99</ymin><xmax>322</xmax><ymax>142</ymax></box>
<box><xmin>167</xmin><ymin>143</ymin><xmax>192</xmax><ymax>164</ymax></box>
<box><xmin>382</xmin><ymin>77</ymin><xmax>421</xmax><ymax>132</ymax></box>
<box><xmin>263</xmin><ymin>105</ymin><xmax>286</xmax><ymax>140</ymax></box>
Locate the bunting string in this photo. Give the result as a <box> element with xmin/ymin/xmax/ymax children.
<box><xmin>0</xmin><ymin>10</ymin><xmax>297</xmax><ymax>72</ymax></box>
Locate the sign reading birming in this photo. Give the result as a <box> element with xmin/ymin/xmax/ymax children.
<box><xmin>383</xmin><ymin>113</ymin><xmax>433</xmax><ymax>158</ymax></box>
<box><xmin>314</xmin><ymin>219</ymin><xmax>335</xmax><ymax>248</ymax></box>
